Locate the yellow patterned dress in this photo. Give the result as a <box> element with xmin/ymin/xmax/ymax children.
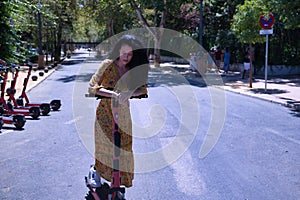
<box><xmin>88</xmin><ymin>59</ymin><xmax>147</xmax><ymax>187</ymax></box>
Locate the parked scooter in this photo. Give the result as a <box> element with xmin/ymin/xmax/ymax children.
<box><xmin>16</xmin><ymin>62</ymin><xmax>61</xmax><ymax>112</ymax></box>
<box><xmin>0</xmin><ymin>64</ymin><xmax>40</xmax><ymax>119</ymax></box>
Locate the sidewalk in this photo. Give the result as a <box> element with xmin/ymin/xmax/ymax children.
<box><xmin>6</xmin><ymin>62</ymin><xmax>60</xmax><ymax>100</ymax></box>
<box><xmin>160</xmin><ymin>63</ymin><xmax>300</xmax><ymax>111</ymax></box>
<box><xmin>219</xmin><ymin>73</ymin><xmax>300</xmax><ymax>107</ymax></box>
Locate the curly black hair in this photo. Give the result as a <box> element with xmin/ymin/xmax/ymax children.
<box><xmin>108</xmin><ymin>34</ymin><xmax>149</xmax><ymax>70</ymax></box>
<box><xmin>108</xmin><ymin>34</ymin><xmax>149</xmax><ymax>90</ymax></box>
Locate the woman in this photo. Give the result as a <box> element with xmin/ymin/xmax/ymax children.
<box><xmin>242</xmin><ymin>52</ymin><xmax>250</xmax><ymax>79</ymax></box>
<box><xmin>88</xmin><ymin>35</ymin><xmax>149</xmax><ymax>188</ymax></box>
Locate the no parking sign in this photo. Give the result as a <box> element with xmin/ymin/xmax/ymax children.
<box><xmin>259</xmin><ymin>13</ymin><xmax>275</xmax><ymax>29</ymax></box>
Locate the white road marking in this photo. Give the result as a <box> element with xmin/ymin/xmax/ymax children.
<box><xmin>266</xmin><ymin>128</ymin><xmax>300</xmax><ymax>145</ymax></box>
<box><xmin>64</xmin><ymin>116</ymin><xmax>83</xmax><ymax>125</ymax></box>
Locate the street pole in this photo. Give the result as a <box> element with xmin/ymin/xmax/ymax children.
<box><xmin>199</xmin><ymin>0</ymin><xmax>203</xmax><ymax>47</ymax></box>
<box><xmin>265</xmin><ymin>34</ymin><xmax>269</xmax><ymax>92</ymax></box>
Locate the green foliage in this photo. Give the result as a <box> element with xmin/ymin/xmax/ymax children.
<box><xmin>274</xmin><ymin>0</ymin><xmax>300</xmax><ymax>30</ymax></box>
<box><xmin>0</xmin><ymin>0</ymin><xmax>22</xmax><ymax>63</ymax></box>
<box><xmin>231</xmin><ymin>0</ymin><xmax>267</xmax><ymax>44</ymax></box>
<box><xmin>1</xmin><ymin>0</ymin><xmax>299</xmax><ymax>66</ymax></box>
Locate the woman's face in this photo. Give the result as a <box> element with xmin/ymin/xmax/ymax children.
<box><xmin>119</xmin><ymin>44</ymin><xmax>133</xmax><ymax>66</ymax></box>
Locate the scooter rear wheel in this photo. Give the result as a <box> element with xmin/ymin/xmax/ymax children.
<box><xmin>85</xmin><ymin>183</ymin><xmax>110</xmax><ymax>200</ymax></box>
<box><xmin>13</xmin><ymin>114</ymin><xmax>26</xmax><ymax>129</ymax></box>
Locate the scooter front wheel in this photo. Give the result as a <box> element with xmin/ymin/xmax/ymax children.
<box><xmin>40</xmin><ymin>103</ymin><xmax>51</xmax><ymax>115</ymax></box>
<box><xmin>50</xmin><ymin>100</ymin><xmax>61</xmax><ymax>111</ymax></box>
<box><xmin>85</xmin><ymin>183</ymin><xmax>110</xmax><ymax>200</ymax></box>
<box><xmin>29</xmin><ymin>107</ymin><xmax>40</xmax><ymax>119</ymax></box>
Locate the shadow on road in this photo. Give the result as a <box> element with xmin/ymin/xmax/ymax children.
<box><xmin>56</xmin><ymin>73</ymin><xmax>94</xmax><ymax>83</ymax></box>
<box><xmin>250</xmin><ymin>88</ymin><xmax>288</xmax><ymax>94</ymax></box>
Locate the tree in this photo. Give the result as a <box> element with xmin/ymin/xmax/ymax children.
<box><xmin>274</xmin><ymin>0</ymin><xmax>300</xmax><ymax>30</ymax></box>
<box><xmin>268</xmin><ymin>0</ymin><xmax>300</xmax><ymax>65</ymax></box>
<box><xmin>78</xmin><ymin>0</ymin><xmax>136</xmax><ymax>40</ymax></box>
<box><xmin>231</xmin><ymin>0</ymin><xmax>267</xmax><ymax>87</ymax></box>
<box><xmin>128</xmin><ymin>0</ymin><xmax>168</xmax><ymax>66</ymax></box>
<box><xmin>0</xmin><ymin>0</ymin><xmax>27</xmax><ymax>63</ymax></box>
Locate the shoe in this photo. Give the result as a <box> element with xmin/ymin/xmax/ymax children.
<box><xmin>87</xmin><ymin>165</ymin><xmax>101</xmax><ymax>188</ymax></box>
<box><xmin>117</xmin><ymin>191</ymin><xmax>125</xmax><ymax>199</ymax></box>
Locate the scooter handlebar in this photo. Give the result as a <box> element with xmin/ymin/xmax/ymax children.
<box><xmin>85</xmin><ymin>93</ymin><xmax>148</xmax><ymax>99</ymax></box>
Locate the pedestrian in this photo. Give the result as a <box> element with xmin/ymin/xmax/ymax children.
<box><xmin>214</xmin><ymin>47</ymin><xmax>222</xmax><ymax>73</ymax></box>
<box><xmin>223</xmin><ymin>47</ymin><xmax>230</xmax><ymax>74</ymax></box>
<box><xmin>189</xmin><ymin>52</ymin><xmax>197</xmax><ymax>72</ymax></box>
<box><xmin>242</xmin><ymin>51</ymin><xmax>250</xmax><ymax>79</ymax></box>
<box><xmin>206</xmin><ymin>49</ymin><xmax>214</xmax><ymax>72</ymax></box>
<box><xmin>88</xmin><ymin>35</ymin><xmax>149</xmax><ymax>189</ymax></box>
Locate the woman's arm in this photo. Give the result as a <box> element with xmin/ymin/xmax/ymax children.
<box><xmin>97</xmin><ymin>88</ymin><xmax>119</xmax><ymax>98</ymax></box>
<box><xmin>88</xmin><ymin>60</ymin><xmax>111</xmax><ymax>94</ymax></box>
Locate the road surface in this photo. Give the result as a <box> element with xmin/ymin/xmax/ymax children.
<box><xmin>0</xmin><ymin>50</ymin><xmax>299</xmax><ymax>200</ymax></box>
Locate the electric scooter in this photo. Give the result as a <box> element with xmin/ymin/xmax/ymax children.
<box><xmin>7</xmin><ymin>64</ymin><xmax>51</xmax><ymax>115</ymax></box>
<box><xmin>0</xmin><ymin>65</ymin><xmax>40</xmax><ymax>119</ymax></box>
<box><xmin>16</xmin><ymin>62</ymin><xmax>61</xmax><ymax>111</ymax></box>
<box><xmin>0</xmin><ymin>65</ymin><xmax>26</xmax><ymax>129</ymax></box>
<box><xmin>84</xmin><ymin>93</ymin><xmax>148</xmax><ymax>200</ymax></box>
<box><xmin>0</xmin><ymin>114</ymin><xmax>26</xmax><ymax>130</ymax></box>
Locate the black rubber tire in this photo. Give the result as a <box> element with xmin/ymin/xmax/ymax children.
<box><xmin>85</xmin><ymin>183</ymin><xmax>110</xmax><ymax>200</ymax></box>
<box><xmin>0</xmin><ymin>105</ymin><xmax>5</xmax><ymax>115</ymax></box>
<box><xmin>50</xmin><ymin>100</ymin><xmax>61</xmax><ymax>111</ymax></box>
<box><xmin>0</xmin><ymin>119</ymin><xmax>3</xmax><ymax>130</ymax></box>
<box><xmin>14</xmin><ymin>120</ymin><xmax>26</xmax><ymax>130</ymax></box>
<box><xmin>84</xmin><ymin>191</ymin><xmax>94</xmax><ymax>200</ymax></box>
<box><xmin>13</xmin><ymin>114</ymin><xmax>26</xmax><ymax>129</ymax></box>
<box><xmin>40</xmin><ymin>104</ymin><xmax>51</xmax><ymax>115</ymax></box>
<box><xmin>29</xmin><ymin>107</ymin><xmax>40</xmax><ymax>119</ymax></box>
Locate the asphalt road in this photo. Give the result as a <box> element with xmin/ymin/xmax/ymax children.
<box><xmin>0</xmin><ymin>50</ymin><xmax>299</xmax><ymax>200</ymax></box>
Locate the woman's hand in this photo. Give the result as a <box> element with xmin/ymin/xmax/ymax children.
<box><xmin>117</xmin><ymin>91</ymin><xmax>132</xmax><ymax>105</ymax></box>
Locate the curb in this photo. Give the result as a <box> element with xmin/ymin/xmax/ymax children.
<box><xmin>25</xmin><ymin>66</ymin><xmax>58</xmax><ymax>94</ymax></box>
<box><xmin>16</xmin><ymin>58</ymin><xmax>66</xmax><ymax>97</ymax></box>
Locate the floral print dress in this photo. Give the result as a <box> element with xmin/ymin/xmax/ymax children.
<box><xmin>88</xmin><ymin>59</ymin><xmax>147</xmax><ymax>187</ymax></box>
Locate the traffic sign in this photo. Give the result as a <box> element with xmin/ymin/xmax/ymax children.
<box><xmin>260</xmin><ymin>29</ymin><xmax>273</xmax><ymax>35</ymax></box>
<box><xmin>259</xmin><ymin>13</ymin><xmax>275</xmax><ymax>29</ymax></box>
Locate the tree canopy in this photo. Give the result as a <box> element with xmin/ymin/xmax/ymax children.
<box><xmin>0</xmin><ymin>0</ymin><xmax>299</xmax><ymax>66</ymax></box>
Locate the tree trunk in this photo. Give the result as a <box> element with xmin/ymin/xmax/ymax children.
<box><xmin>130</xmin><ymin>0</ymin><xmax>166</xmax><ymax>66</ymax></box>
<box><xmin>249</xmin><ymin>43</ymin><xmax>254</xmax><ymax>88</ymax></box>
<box><xmin>54</xmin><ymin>24</ymin><xmax>62</xmax><ymax>61</ymax></box>
<box><xmin>153</xmin><ymin>29</ymin><xmax>164</xmax><ymax>67</ymax></box>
